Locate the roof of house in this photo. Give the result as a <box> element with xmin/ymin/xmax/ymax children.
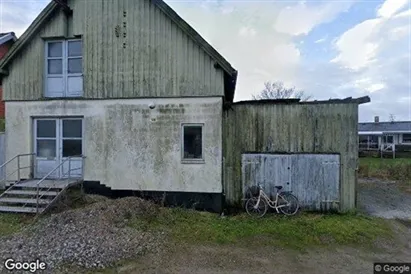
<box><xmin>0</xmin><ymin>0</ymin><xmax>238</xmax><ymax>101</ymax></box>
<box><xmin>359</xmin><ymin>121</ymin><xmax>411</xmax><ymax>133</ymax></box>
<box><xmin>0</xmin><ymin>32</ymin><xmax>17</xmax><ymax>46</ymax></box>
<box><xmin>233</xmin><ymin>96</ymin><xmax>371</xmax><ymax>106</ymax></box>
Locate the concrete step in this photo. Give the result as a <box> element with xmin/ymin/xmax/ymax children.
<box><xmin>0</xmin><ymin>197</ymin><xmax>51</xmax><ymax>205</ymax></box>
<box><xmin>5</xmin><ymin>190</ymin><xmax>59</xmax><ymax>196</ymax></box>
<box><xmin>0</xmin><ymin>206</ymin><xmax>43</xmax><ymax>213</ymax></box>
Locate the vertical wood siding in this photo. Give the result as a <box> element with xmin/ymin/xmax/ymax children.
<box><xmin>223</xmin><ymin>103</ymin><xmax>359</xmax><ymax>212</ymax></box>
<box><xmin>3</xmin><ymin>0</ymin><xmax>224</xmax><ymax>101</ymax></box>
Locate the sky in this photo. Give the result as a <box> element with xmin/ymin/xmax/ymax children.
<box><xmin>0</xmin><ymin>0</ymin><xmax>410</xmax><ymax>122</ymax></box>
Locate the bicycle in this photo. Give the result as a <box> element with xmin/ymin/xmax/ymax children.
<box><xmin>244</xmin><ymin>184</ymin><xmax>300</xmax><ymax>217</ymax></box>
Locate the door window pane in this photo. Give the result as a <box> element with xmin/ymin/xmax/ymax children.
<box><xmin>37</xmin><ymin>120</ymin><xmax>56</xmax><ymax>138</ymax></box>
<box><xmin>63</xmin><ymin>120</ymin><xmax>82</xmax><ymax>138</ymax></box>
<box><xmin>183</xmin><ymin>125</ymin><xmax>203</xmax><ymax>159</ymax></box>
<box><xmin>48</xmin><ymin>42</ymin><xmax>62</xmax><ymax>57</ymax></box>
<box><xmin>36</xmin><ymin>140</ymin><xmax>56</xmax><ymax>158</ymax></box>
<box><xmin>63</xmin><ymin>140</ymin><xmax>82</xmax><ymax>157</ymax></box>
<box><xmin>48</xmin><ymin>59</ymin><xmax>62</xmax><ymax>74</ymax></box>
<box><xmin>68</xmin><ymin>58</ymin><xmax>82</xmax><ymax>74</ymax></box>
<box><xmin>68</xmin><ymin>41</ymin><xmax>82</xmax><ymax>57</ymax></box>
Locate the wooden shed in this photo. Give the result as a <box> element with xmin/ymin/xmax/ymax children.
<box><xmin>222</xmin><ymin>96</ymin><xmax>370</xmax><ymax>212</ymax></box>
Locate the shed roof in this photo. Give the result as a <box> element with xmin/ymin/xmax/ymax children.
<box><xmin>0</xmin><ymin>0</ymin><xmax>238</xmax><ymax>101</ymax></box>
<box><xmin>233</xmin><ymin>96</ymin><xmax>371</xmax><ymax>106</ymax></box>
<box><xmin>359</xmin><ymin>121</ymin><xmax>411</xmax><ymax>133</ymax></box>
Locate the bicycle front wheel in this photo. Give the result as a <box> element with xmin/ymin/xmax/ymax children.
<box><xmin>278</xmin><ymin>193</ymin><xmax>299</xmax><ymax>216</ymax></box>
<box><xmin>245</xmin><ymin>197</ymin><xmax>268</xmax><ymax>218</ymax></box>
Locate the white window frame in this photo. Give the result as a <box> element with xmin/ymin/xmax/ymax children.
<box><xmin>45</xmin><ymin>39</ymin><xmax>83</xmax><ymax>97</ymax></box>
<box><xmin>181</xmin><ymin>123</ymin><xmax>205</xmax><ymax>164</ymax></box>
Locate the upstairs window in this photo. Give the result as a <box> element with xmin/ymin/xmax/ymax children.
<box><xmin>45</xmin><ymin>40</ymin><xmax>83</xmax><ymax>97</ymax></box>
<box><xmin>182</xmin><ymin>124</ymin><xmax>204</xmax><ymax>163</ymax></box>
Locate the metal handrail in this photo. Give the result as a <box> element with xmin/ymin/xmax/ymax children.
<box><xmin>0</xmin><ymin>153</ymin><xmax>35</xmax><ymax>198</ymax></box>
<box><xmin>0</xmin><ymin>153</ymin><xmax>36</xmax><ymax>206</ymax></box>
<box><xmin>0</xmin><ymin>153</ymin><xmax>35</xmax><ymax>169</ymax></box>
<box><xmin>36</xmin><ymin>155</ymin><xmax>85</xmax><ymax>214</ymax></box>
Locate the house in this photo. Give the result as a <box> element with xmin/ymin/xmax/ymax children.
<box><xmin>359</xmin><ymin>116</ymin><xmax>411</xmax><ymax>151</ymax></box>
<box><xmin>0</xmin><ymin>0</ymin><xmax>369</xmax><ymax>214</ymax></box>
<box><xmin>0</xmin><ymin>32</ymin><xmax>17</xmax><ymax>119</ymax></box>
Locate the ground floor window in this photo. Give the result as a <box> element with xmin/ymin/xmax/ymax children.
<box><xmin>403</xmin><ymin>134</ymin><xmax>411</xmax><ymax>143</ymax></box>
<box><xmin>182</xmin><ymin>124</ymin><xmax>203</xmax><ymax>162</ymax></box>
<box><xmin>382</xmin><ymin>135</ymin><xmax>393</xmax><ymax>144</ymax></box>
<box><xmin>359</xmin><ymin>135</ymin><xmax>379</xmax><ymax>150</ymax></box>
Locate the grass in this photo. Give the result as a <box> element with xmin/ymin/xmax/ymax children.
<box><xmin>0</xmin><ymin>213</ymin><xmax>32</xmax><ymax>236</ymax></box>
<box><xmin>359</xmin><ymin>157</ymin><xmax>411</xmax><ymax>190</ymax></box>
<box><xmin>128</xmin><ymin>207</ymin><xmax>393</xmax><ymax>250</ymax></box>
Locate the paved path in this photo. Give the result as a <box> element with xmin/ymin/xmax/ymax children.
<box><xmin>357</xmin><ymin>178</ymin><xmax>411</xmax><ymax>220</ymax></box>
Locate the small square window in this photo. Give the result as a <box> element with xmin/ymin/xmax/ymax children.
<box><xmin>48</xmin><ymin>42</ymin><xmax>62</xmax><ymax>57</ymax></box>
<box><xmin>37</xmin><ymin>120</ymin><xmax>56</xmax><ymax>138</ymax></box>
<box><xmin>62</xmin><ymin>140</ymin><xmax>82</xmax><ymax>157</ymax></box>
<box><xmin>68</xmin><ymin>58</ymin><xmax>82</xmax><ymax>74</ymax></box>
<box><xmin>36</xmin><ymin>140</ymin><xmax>56</xmax><ymax>158</ymax></box>
<box><xmin>68</xmin><ymin>41</ymin><xmax>82</xmax><ymax>57</ymax></box>
<box><xmin>182</xmin><ymin>124</ymin><xmax>203</xmax><ymax>161</ymax></box>
<box><xmin>48</xmin><ymin>59</ymin><xmax>63</xmax><ymax>74</ymax></box>
<box><xmin>63</xmin><ymin>119</ymin><xmax>82</xmax><ymax>138</ymax></box>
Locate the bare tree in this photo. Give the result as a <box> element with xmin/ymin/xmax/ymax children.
<box><xmin>389</xmin><ymin>114</ymin><xmax>396</xmax><ymax>122</ymax></box>
<box><xmin>252</xmin><ymin>81</ymin><xmax>312</xmax><ymax>101</ymax></box>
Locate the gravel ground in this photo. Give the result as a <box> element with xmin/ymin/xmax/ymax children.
<box><xmin>357</xmin><ymin>178</ymin><xmax>411</xmax><ymax>220</ymax></box>
<box><xmin>0</xmin><ymin>196</ymin><xmax>165</xmax><ymax>273</ymax></box>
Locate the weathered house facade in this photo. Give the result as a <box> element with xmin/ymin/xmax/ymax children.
<box><xmin>0</xmin><ymin>0</ymin><xmax>368</xmax><ymax>213</ymax></box>
<box><xmin>0</xmin><ymin>0</ymin><xmax>236</xmax><ymax>211</ymax></box>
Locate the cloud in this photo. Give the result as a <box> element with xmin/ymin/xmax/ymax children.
<box><xmin>315</xmin><ymin>37</ymin><xmax>327</xmax><ymax>43</ymax></box>
<box><xmin>327</xmin><ymin>0</ymin><xmax>411</xmax><ymax>121</ymax></box>
<box><xmin>274</xmin><ymin>0</ymin><xmax>354</xmax><ymax>36</ymax></box>
<box><xmin>168</xmin><ymin>0</ymin><xmax>355</xmax><ymax>100</ymax></box>
<box><xmin>377</xmin><ymin>0</ymin><xmax>409</xmax><ymax>18</ymax></box>
<box><xmin>0</xmin><ymin>0</ymin><xmax>48</xmax><ymax>36</ymax></box>
<box><xmin>331</xmin><ymin>18</ymin><xmax>381</xmax><ymax>70</ymax></box>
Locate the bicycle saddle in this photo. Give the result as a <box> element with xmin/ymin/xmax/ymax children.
<box><xmin>274</xmin><ymin>186</ymin><xmax>283</xmax><ymax>190</ymax></box>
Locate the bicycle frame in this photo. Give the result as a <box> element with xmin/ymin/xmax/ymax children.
<box><xmin>254</xmin><ymin>188</ymin><xmax>290</xmax><ymax>213</ymax></box>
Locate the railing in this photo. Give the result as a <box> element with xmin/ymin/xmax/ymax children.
<box><xmin>380</xmin><ymin>144</ymin><xmax>396</xmax><ymax>159</ymax></box>
<box><xmin>35</xmin><ymin>155</ymin><xmax>85</xmax><ymax>214</ymax></box>
<box><xmin>0</xmin><ymin>153</ymin><xmax>35</xmax><ymax>195</ymax></box>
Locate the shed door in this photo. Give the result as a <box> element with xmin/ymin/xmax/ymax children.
<box><xmin>242</xmin><ymin>154</ymin><xmax>291</xmax><ymax>198</ymax></box>
<box><xmin>241</xmin><ymin>153</ymin><xmax>340</xmax><ymax>210</ymax></box>
<box><xmin>34</xmin><ymin>118</ymin><xmax>83</xmax><ymax>179</ymax></box>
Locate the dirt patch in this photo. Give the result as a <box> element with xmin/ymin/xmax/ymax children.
<box><xmin>357</xmin><ymin>178</ymin><xmax>411</xmax><ymax>220</ymax></box>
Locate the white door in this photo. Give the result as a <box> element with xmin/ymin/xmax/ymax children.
<box><xmin>34</xmin><ymin>118</ymin><xmax>83</xmax><ymax>179</ymax></box>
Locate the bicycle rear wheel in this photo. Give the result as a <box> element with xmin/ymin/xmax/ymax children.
<box><xmin>245</xmin><ymin>197</ymin><xmax>268</xmax><ymax>218</ymax></box>
<box><xmin>278</xmin><ymin>193</ymin><xmax>299</xmax><ymax>216</ymax></box>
